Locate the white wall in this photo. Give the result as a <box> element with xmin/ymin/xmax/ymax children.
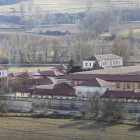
<box><xmin>75</xmin><ymin>86</ymin><xmax>107</xmax><ymax>98</ymax></box>
<box><xmin>0</xmin><ymin>70</ymin><xmax>7</xmax><ymax>78</ymax></box>
<box><xmin>83</xmin><ymin>58</ymin><xmax>123</xmax><ymax>69</ymax></box>
<box><xmin>83</xmin><ymin>61</ymin><xmax>95</xmax><ymax>69</ymax></box>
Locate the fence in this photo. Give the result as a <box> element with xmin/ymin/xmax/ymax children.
<box><xmin>126</xmin><ymin>113</ymin><xmax>140</xmax><ymax>118</ymax></box>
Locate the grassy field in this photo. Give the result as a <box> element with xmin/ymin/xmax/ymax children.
<box><xmin>1</xmin><ymin>117</ymin><xmax>140</xmax><ymax>140</ymax></box>
<box><xmin>0</xmin><ymin>31</ymin><xmax>51</xmax><ymax>40</ymax></box>
<box><xmin>8</xmin><ymin>67</ymin><xmax>53</xmax><ymax>73</ymax></box>
<box><xmin>0</xmin><ymin>0</ymin><xmax>110</xmax><ymax>14</ymax></box>
<box><xmin>101</xmin><ymin>28</ymin><xmax>140</xmax><ymax>38</ymax></box>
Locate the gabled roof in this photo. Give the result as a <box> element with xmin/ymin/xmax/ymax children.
<box><xmin>28</xmin><ymin>77</ymin><xmax>53</xmax><ymax>85</ymax></box>
<box><xmin>84</xmin><ymin>54</ymin><xmax>122</xmax><ymax>61</ymax></box>
<box><xmin>57</xmin><ymin>73</ymin><xmax>140</xmax><ymax>82</ymax></box>
<box><xmin>0</xmin><ymin>66</ymin><xmax>8</xmax><ymax>70</ymax></box>
<box><xmin>9</xmin><ymin>71</ymin><xmax>35</xmax><ymax>78</ymax></box>
<box><xmin>52</xmin><ymin>65</ymin><xmax>67</xmax><ymax>71</ymax></box>
<box><xmin>34</xmin><ymin>70</ymin><xmax>64</xmax><ymax>77</ymax></box>
<box><xmin>18</xmin><ymin>83</ymin><xmax>75</xmax><ymax>96</ymax></box>
<box><xmin>102</xmin><ymin>90</ymin><xmax>140</xmax><ymax>99</ymax></box>
<box><xmin>76</xmin><ymin>78</ymin><xmax>114</xmax><ymax>87</ymax></box>
<box><xmin>75</xmin><ymin>66</ymin><xmax>140</xmax><ymax>75</ymax></box>
<box><xmin>84</xmin><ymin>56</ymin><xmax>97</xmax><ymax>61</ymax></box>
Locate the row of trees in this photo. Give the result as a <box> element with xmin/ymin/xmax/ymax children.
<box><xmin>0</xmin><ymin>31</ymin><xmax>132</xmax><ymax>65</ymax></box>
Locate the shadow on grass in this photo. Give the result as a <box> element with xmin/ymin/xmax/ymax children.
<box><xmin>128</xmin><ymin>126</ymin><xmax>140</xmax><ymax>132</ymax></box>
<box><xmin>58</xmin><ymin>119</ymin><xmax>120</xmax><ymax>131</ymax></box>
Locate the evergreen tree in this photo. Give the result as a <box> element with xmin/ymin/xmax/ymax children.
<box><xmin>67</xmin><ymin>57</ymin><xmax>75</xmax><ymax>73</ymax></box>
<box><xmin>93</xmin><ymin>60</ymin><xmax>100</xmax><ymax>69</ymax></box>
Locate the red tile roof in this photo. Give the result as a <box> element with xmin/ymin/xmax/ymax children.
<box><xmin>28</xmin><ymin>77</ymin><xmax>53</xmax><ymax>85</ymax></box>
<box><xmin>76</xmin><ymin>66</ymin><xmax>140</xmax><ymax>75</ymax></box>
<box><xmin>84</xmin><ymin>56</ymin><xmax>97</xmax><ymax>61</ymax></box>
<box><xmin>9</xmin><ymin>71</ymin><xmax>35</xmax><ymax>78</ymax></box>
<box><xmin>0</xmin><ymin>66</ymin><xmax>7</xmax><ymax>70</ymax></box>
<box><xmin>84</xmin><ymin>54</ymin><xmax>122</xmax><ymax>61</ymax></box>
<box><xmin>18</xmin><ymin>83</ymin><xmax>76</xmax><ymax>97</ymax></box>
<box><xmin>76</xmin><ymin>78</ymin><xmax>114</xmax><ymax>87</ymax></box>
<box><xmin>57</xmin><ymin>74</ymin><xmax>140</xmax><ymax>82</ymax></box>
<box><xmin>35</xmin><ymin>70</ymin><xmax>64</xmax><ymax>77</ymax></box>
<box><xmin>52</xmin><ymin>65</ymin><xmax>67</xmax><ymax>71</ymax></box>
<box><xmin>102</xmin><ymin>90</ymin><xmax>140</xmax><ymax>99</ymax></box>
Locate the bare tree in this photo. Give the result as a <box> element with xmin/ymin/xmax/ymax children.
<box><xmin>110</xmin><ymin>36</ymin><xmax>130</xmax><ymax>66</ymax></box>
<box><xmin>39</xmin><ymin>37</ymin><xmax>51</xmax><ymax>63</ymax></box>
<box><xmin>88</xmin><ymin>91</ymin><xmax>101</xmax><ymax>118</ymax></box>
<box><xmin>27</xmin><ymin>0</ymin><xmax>34</xmax><ymax>13</ymax></box>
<box><xmin>51</xmin><ymin>37</ymin><xmax>62</xmax><ymax>62</ymax></box>
<box><xmin>33</xmin><ymin>6</ymin><xmax>43</xmax><ymax>29</ymax></box>
<box><xmin>86</xmin><ymin>1</ymin><xmax>93</xmax><ymax>12</ymax></box>
<box><xmin>82</xmin><ymin>11</ymin><xmax>111</xmax><ymax>34</ymax></box>
<box><xmin>103</xmin><ymin>99</ymin><xmax>125</xmax><ymax>120</ymax></box>
<box><xmin>19</xmin><ymin>1</ymin><xmax>25</xmax><ymax>15</ymax></box>
<box><xmin>44</xmin><ymin>10</ymin><xmax>55</xmax><ymax>24</ymax></box>
<box><xmin>26</xmin><ymin>41</ymin><xmax>38</xmax><ymax>62</ymax></box>
<box><xmin>0</xmin><ymin>89</ymin><xmax>9</xmax><ymax>113</ymax></box>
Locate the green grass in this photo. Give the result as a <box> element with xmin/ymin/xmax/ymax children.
<box><xmin>1</xmin><ymin>117</ymin><xmax>140</xmax><ymax>140</ymax></box>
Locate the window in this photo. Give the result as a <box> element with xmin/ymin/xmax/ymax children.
<box><xmin>90</xmin><ymin>63</ymin><xmax>91</xmax><ymax>66</ymax></box>
<box><xmin>77</xmin><ymin>91</ymin><xmax>82</xmax><ymax>97</ymax></box>
<box><xmin>87</xmin><ymin>92</ymin><xmax>90</xmax><ymax>99</ymax></box>
<box><xmin>138</xmin><ymin>83</ymin><xmax>140</xmax><ymax>89</ymax></box>
<box><xmin>101</xmin><ymin>62</ymin><xmax>102</xmax><ymax>66</ymax></box>
<box><xmin>116</xmin><ymin>61</ymin><xmax>117</xmax><ymax>64</ymax></box>
<box><xmin>85</xmin><ymin>63</ymin><xmax>88</xmax><ymax>66</ymax></box>
<box><xmin>71</xmin><ymin>81</ymin><xmax>75</xmax><ymax>87</ymax></box>
<box><xmin>116</xmin><ymin>83</ymin><xmax>120</xmax><ymax>88</ymax></box>
<box><xmin>0</xmin><ymin>72</ymin><xmax>1</xmax><ymax>75</ymax></box>
<box><xmin>127</xmin><ymin>83</ymin><xmax>131</xmax><ymax>89</ymax></box>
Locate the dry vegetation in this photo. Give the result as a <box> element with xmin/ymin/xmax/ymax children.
<box><xmin>0</xmin><ymin>117</ymin><xmax>140</xmax><ymax>140</ymax></box>
<box><xmin>9</xmin><ymin>67</ymin><xmax>53</xmax><ymax>73</ymax></box>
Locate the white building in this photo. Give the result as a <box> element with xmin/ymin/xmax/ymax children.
<box><xmin>83</xmin><ymin>54</ymin><xmax>123</xmax><ymax>69</ymax></box>
<box><xmin>75</xmin><ymin>77</ymin><xmax>115</xmax><ymax>100</ymax></box>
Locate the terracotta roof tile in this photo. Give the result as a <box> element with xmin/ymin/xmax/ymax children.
<box><xmin>52</xmin><ymin>65</ymin><xmax>67</xmax><ymax>70</ymax></box>
<box><xmin>102</xmin><ymin>90</ymin><xmax>140</xmax><ymax>99</ymax></box>
<box><xmin>76</xmin><ymin>66</ymin><xmax>140</xmax><ymax>75</ymax></box>
<box><xmin>35</xmin><ymin>70</ymin><xmax>64</xmax><ymax>77</ymax></box>
<box><xmin>57</xmin><ymin>74</ymin><xmax>140</xmax><ymax>82</ymax></box>
<box><xmin>84</xmin><ymin>54</ymin><xmax>122</xmax><ymax>61</ymax></box>
<box><xmin>18</xmin><ymin>83</ymin><xmax>75</xmax><ymax>97</ymax></box>
<box><xmin>0</xmin><ymin>66</ymin><xmax>7</xmax><ymax>70</ymax></box>
<box><xmin>76</xmin><ymin>78</ymin><xmax>114</xmax><ymax>87</ymax></box>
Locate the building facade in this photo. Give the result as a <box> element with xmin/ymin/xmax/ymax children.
<box><xmin>83</xmin><ymin>54</ymin><xmax>123</xmax><ymax>69</ymax></box>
